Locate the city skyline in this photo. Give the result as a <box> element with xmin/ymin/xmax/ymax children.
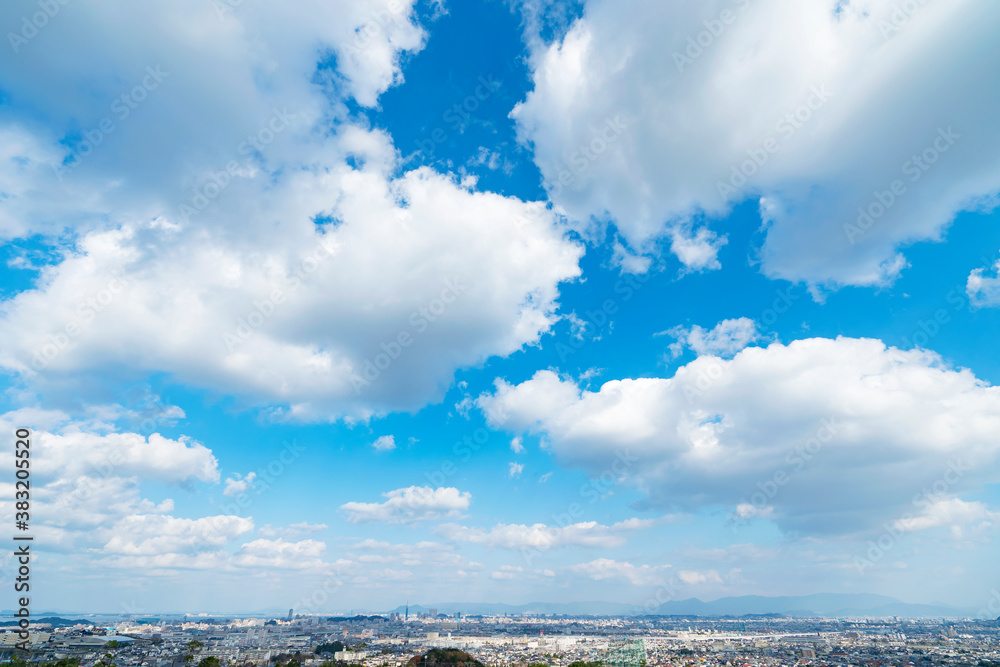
<box><xmin>1</xmin><ymin>1</ymin><xmax>999</xmax><ymax>614</ymax></box>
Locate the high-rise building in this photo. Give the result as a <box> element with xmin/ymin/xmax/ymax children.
<box><xmin>287</xmin><ymin>609</ymin><xmax>294</xmax><ymax>621</ymax></box>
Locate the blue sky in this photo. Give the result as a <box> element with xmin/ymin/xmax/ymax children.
<box><xmin>1</xmin><ymin>0</ymin><xmax>1000</xmax><ymax>614</ymax></box>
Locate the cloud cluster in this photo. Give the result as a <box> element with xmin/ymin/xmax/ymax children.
<box><xmin>0</xmin><ymin>411</ymin><xmax>243</xmax><ymax>565</ymax></box>
<box><xmin>0</xmin><ymin>0</ymin><xmax>427</xmax><ymax>239</ymax></box>
<box><xmin>666</xmin><ymin>317</ymin><xmax>759</xmax><ymax>358</ymax></box>
<box><xmin>437</xmin><ymin>518</ymin><xmax>656</xmax><ymax>550</ymax></box>
<box><xmin>0</xmin><ymin>411</ymin><xmax>351</xmax><ymax>579</ymax></box>
<box><xmin>513</xmin><ymin>0</ymin><xmax>1000</xmax><ymax>287</ymax></box>
<box><xmin>0</xmin><ymin>1</ymin><xmax>585</xmax><ymax>421</ymax></box>
<box><xmin>372</xmin><ymin>435</ymin><xmax>397</xmax><ymax>452</ymax></box>
<box><xmin>478</xmin><ymin>336</ymin><xmax>1000</xmax><ymax>535</ymax></box>
<box><xmin>967</xmin><ymin>256</ymin><xmax>1000</xmax><ymax>307</ymax></box>
<box><xmin>0</xmin><ymin>128</ymin><xmax>583</xmax><ymax>420</ymax></box>
<box><xmin>340</xmin><ymin>486</ymin><xmax>472</xmax><ymax>524</ymax></box>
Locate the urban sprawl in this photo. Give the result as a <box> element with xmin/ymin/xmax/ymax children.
<box><xmin>2</xmin><ymin>611</ymin><xmax>999</xmax><ymax>667</ymax></box>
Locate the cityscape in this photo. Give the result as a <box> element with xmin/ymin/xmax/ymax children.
<box><xmin>2</xmin><ymin>0</ymin><xmax>1000</xmax><ymax>665</ymax></box>
<box><xmin>3</xmin><ymin>606</ymin><xmax>1000</xmax><ymax>667</ymax></box>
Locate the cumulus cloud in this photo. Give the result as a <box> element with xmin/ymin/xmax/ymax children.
<box><xmin>234</xmin><ymin>538</ymin><xmax>328</xmax><ymax>570</ymax></box>
<box><xmin>513</xmin><ymin>0</ymin><xmax>1000</xmax><ymax>288</ymax></box>
<box><xmin>223</xmin><ymin>472</ymin><xmax>257</xmax><ymax>497</ymax></box>
<box><xmin>372</xmin><ymin>435</ymin><xmax>397</xmax><ymax>452</ymax></box>
<box><xmin>893</xmin><ymin>497</ymin><xmax>1000</xmax><ymax>535</ymax></box>
<box><xmin>0</xmin><ymin>0</ymin><xmax>428</xmax><ymax>239</ymax></box>
<box><xmin>967</xmin><ymin>256</ymin><xmax>1000</xmax><ymax>307</ymax></box>
<box><xmin>0</xmin><ymin>134</ymin><xmax>583</xmax><ymax>419</ymax></box>
<box><xmin>340</xmin><ymin>486</ymin><xmax>472</xmax><ymax>524</ymax></box>
<box><xmin>0</xmin><ymin>414</ymin><xmax>346</xmax><ymax>580</ymax></box>
<box><xmin>0</xmin><ymin>414</ymin><xmax>220</xmax><ymax>486</ymax></box>
<box><xmin>0</xmin><ymin>411</ymin><xmax>241</xmax><ymax>564</ymax></box>
<box><xmin>477</xmin><ymin>337</ymin><xmax>1000</xmax><ymax>535</ymax></box>
<box><xmin>669</xmin><ymin>225</ymin><xmax>727</xmax><ymax>273</ymax></box>
<box><xmin>666</xmin><ymin>317</ymin><xmax>759</xmax><ymax>358</ymax></box>
<box><xmin>508</xmin><ymin>462</ymin><xmax>525</xmax><ymax>478</ymax></box>
<box><xmin>102</xmin><ymin>514</ymin><xmax>254</xmax><ymax>556</ymax></box>
<box><xmin>0</xmin><ymin>2</ymin><xmax>584</xmax><ymax>422</ymax></box>
<box><xmin>437</xmin><ymin>518</ymin><xmax>657</xmax><ymax>550</ymax></box>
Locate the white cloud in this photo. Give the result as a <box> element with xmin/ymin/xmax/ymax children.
<box><xmin>508</xmin><ymin>462</ymin><xmax>525</xmax><ymax>478</ymax></box>
<box><xmin>0</xmin><ymin>412</ymin><xmax>246</xmax><ymax>569</ymax></box>
<box><xmin>570</xmin><ymin>558</ymin><xmax>671</xmax><ymax>586</ymax></box>
<box><xmin>669</xmin><ymin>225</ymin><xmax>727</xmax><ymax>273</ymax></box>
<box><xmin>343</xmin><ymin>539</ymin><xmax>477</xmax><ymax>575</ymax></box>
<box><xmin>0</xmin><ymin>136</ymin><xmax>583</xmax><ymax>420</ymax></box>
<box><xmin>102</xmin><ymin>514</ymin><xmax>254</xmax><ymax>556</ymax></box>
<box><xmin>893</xmin><ymin>497</ymin><xmax>1000</xmax><ymax>535</ymax></box>
<box><xmin>234</xmin><ymin>538</ymin><xmax>328</xmax><ymax>570</ymax></box>
<box><xmin>677</xmin><ymin>569</ymin><xmax>724</xmax><ymax>585</ymax></box>
<box><xmin>2</xmin><ymin>417</ymin><xmax>220</xmax><ymax>486</ymax></box>
<box><xmin>611</xmin><ymin>239</ymin><xmax>653</xmax><ymax>275</ymax></box>
<box><xmin>0</xmin><ymin>0</ymin><xmax>428</xmax><ymax>239</ymax></box>
<box><xmin>731</xmin><ymin>502</ymin><xmax>774</xmax><ymax>522</ymax></box>
<box><xmin>967</xmin><ymin>256</ymin><xmax>1000</xmax><ymax>307</ymax></box>
<box><xmin>0</xmin><ymin>411</ymin><xmax>345</xmax><ymax>581</ymax></box>
<box><xmin>0</xmin><ymin>2</ymin><xmax>585</xmax><ymax>423</ymax></box>
<box><xmin>513</xmin><ymin>0</ymin><xmax>1000</xmax><ymax>288</ymax></box>
<box><xmin>477</xmin><ymin>337</ymin><xmax>1000</xmax><ymax>535</ymax></box>
<box><xmin>510</xmin><ymin>436</ymin><xmax>525</xmax><ymax>453</ymax></box>
<box><xmin>667</xmin><ymin>317</ymin><xmax>759</xmax><ymax>358</ymax></box>
<box><xmin>223</xmin><ymin>472</ymin><xmax>257</xmax><ymax>497</ymax></box>
<box><xmin>340</xmin><ymin>486</ymin><xmax>472</xmax><ymax>524</ymax></box>
<box><xmin>372</xmin><ymin>435</ymin><xmax>396</xmax><ymax>452</ymax></box>
<box><xmin>490</xmin><ymin>565</ymin><xmax>524</xmax><ymax>580</ymax></box>
<box><xmin>437</xmin><ymin>518</ymin><xmax>657</xmax><ymax>550</ymax></box>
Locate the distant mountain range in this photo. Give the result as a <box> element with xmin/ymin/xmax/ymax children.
<box><xmin>0</xmin><ymin>616</ymin><xmax>87</xmax><ymax>627</ymax></box>
<box><xmin>391</xmin><ymin>601</ymin><xmax>638</xmax><ymax>616</ymax></box>
<box><xmin>650</xmin><ymin>594</ymin><xmax>964</xmax><ymax>618</ymax></box>
<box><xmin>6</xmin><ymin>594</ymin><xmax>976</xmax><ymax>619</ymax></box>
<box><xmin>392</xmin><ymin>594</ymin><xmax>970</xmax><ymax>618</ymax></box>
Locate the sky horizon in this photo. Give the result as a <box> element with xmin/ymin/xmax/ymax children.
<box><xmin>7</xmin><ymin>590</ymin><xmax>983</xmax><ymax>617</ymax></box>
<box><xmin>1</xmin><ymin>0</ymin><xmax>999</xmax><ymax>615</ymax></box>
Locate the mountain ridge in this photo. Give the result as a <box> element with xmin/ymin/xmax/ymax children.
<box><xmin>391</xmin><ymin>594</ymin><xmax>968</xmax><ymax>618</ymax></box>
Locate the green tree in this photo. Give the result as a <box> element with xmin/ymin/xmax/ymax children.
<box><xmin>197</xmin><ymin>658</ymin><xmax>221</xmax><ymax>667</ymax></box>
<box><xmin>316</xmin><ymin>643</ymin><xmax>346</xmax><ymax>656</ymax></box>
<box><xmin>408</xmin><ymin>650</ymin><xmax>486</xmax><ymax>667</ymax></box>
<box><xmin>185</xmin><ymin>640</ymin><xmax>205</xmax><ymax>666</ymax></box>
